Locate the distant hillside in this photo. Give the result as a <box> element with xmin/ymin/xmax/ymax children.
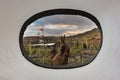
<box><xmin>66</xmin><ymin>28</ymin><xmax>101</xmax><ymax>40</ymax></box>
<box><xmin>80</xmin><ymin>28</ymin><xmax>101</xmax><ymax>40</ymax></box>
<box><xmin>23</xmin><ymin>28</ymin><xmax>101</xmax><ymax>46</ymax></box>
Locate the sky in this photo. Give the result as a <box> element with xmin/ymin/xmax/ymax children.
<box><xmin>23</xmin><ymin>15</ymin><xmax>97</xmax><ymax>37</ymax></box>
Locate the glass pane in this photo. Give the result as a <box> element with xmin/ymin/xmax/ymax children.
<box><xmin>20</xmin><ymin>9</ymin><xmax>102</xmax><ymax>69</ymax></box>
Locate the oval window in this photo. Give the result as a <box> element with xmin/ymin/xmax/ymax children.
<box><xmin>19</xmin><ymin>9</ymin><xmax>102</xmax><ymax>69</ymax></box>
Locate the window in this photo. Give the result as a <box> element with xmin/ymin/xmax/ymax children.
<box><xmin>19</xmin><ymin>9</ymin><xmax>102</xmax><ymax>69</ymax></box>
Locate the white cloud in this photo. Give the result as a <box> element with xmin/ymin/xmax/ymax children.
<box><xmin>45</xmin><ymin>24</ymin><xmax>77</xmax><ymax>29</ymax></box>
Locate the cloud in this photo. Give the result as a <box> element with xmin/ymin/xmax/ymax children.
<box><xmin>24</xmin><ymin>29</ymin><xmax>39</xmax><ymax>37</ymax></box>
<box><xmin>29</xmin><ymin>15</ymin><xmax>94</xmax><ymax>27</ymax></box>
<box><xmin>61</xmin><ymin>30</ymin><xmax>81</xmax><ymax>36</ymax></box>
<box><xmin>45</xmin><ymin>24</ymin><xmax>77</xmax><ymax>29</ymax></box>
<box><xmin>24</xmin><ymin>15</ymin><xmax>97</xmax><ymax>37</ymax></box>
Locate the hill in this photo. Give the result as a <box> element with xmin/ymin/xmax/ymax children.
<box><xmin>23</xmin><ymin>28</ymin><xmax>101</xmax><ymax>48</ymax></box>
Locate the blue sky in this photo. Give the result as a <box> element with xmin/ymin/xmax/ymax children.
<box><xmin>23</xmin><ymin>15</ymin><xmax>97</xmax><ymax>37</ymax></box>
